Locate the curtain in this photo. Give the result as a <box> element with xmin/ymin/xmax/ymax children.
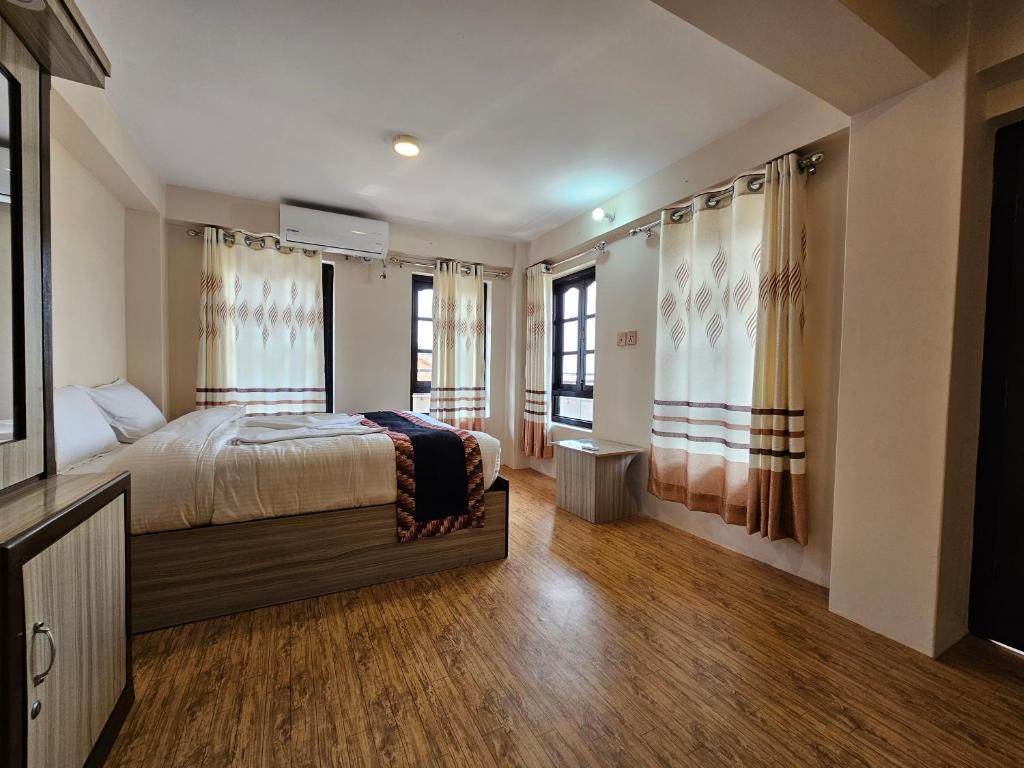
<box><xmin>747</xmin><ymin>154</ymin><xmax>809</xmax><ymax>544</ymax></box>
<box><xmin>430</xmin><ymin>260</ymin><xmax>486</xmax><ymax>430</ymax></box>
<box><xmin>197</xmin><ymin>226</ymin><xmax>326</xmax><ymax>415</ymax></box>
<box><xmin>648</xmin><ymin>175</ymin><xmax>765</xmax><ymax>526</ymax></box>
<box><xmin>523</xmin><ymin>263</ymin><xmax>553</xmax><ymax>458</ymax></box>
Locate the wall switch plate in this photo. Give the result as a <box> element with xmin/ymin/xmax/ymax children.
<box><xmin>625</xmin><ymin>330</ymin><xmax>637</xmax><ymax>346</ymax></box>
<box><xmin>616</xmin><ymin>332</ymin><xmax>626</xmax><ymax>347</ymax></box>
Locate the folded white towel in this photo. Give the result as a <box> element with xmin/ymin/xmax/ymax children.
<box><xmin>243</xmin><ymin>413</ymin><xmax>364</xmax><ymax>430</ymax></box>
<box><xmin>230</xmin><ymin>424</ymin><xmax>385</xmax><ymax>445</ymax></box>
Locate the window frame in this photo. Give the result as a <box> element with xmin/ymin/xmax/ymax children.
<box><xmin>410</xmin><ymin>274</ymin><xmax>433</xmax><ymax>409</ymax></box>
<box><xmin>322</xmin><ymin>262</ymin><xmax>335</xmax><ymax>413</ymax></box>
<box><xmin>551</xmin><ymin>266</ymin><xmax>596</xmax><ymax>429</ymax></box>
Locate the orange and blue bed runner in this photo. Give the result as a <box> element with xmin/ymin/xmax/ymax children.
<box><xmin>361</xmin><ymin>411</ymin><xmax>485</xmax><ymax>542</ymax></box>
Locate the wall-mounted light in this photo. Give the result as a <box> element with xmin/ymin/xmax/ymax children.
<box><xmin>392</xmin><ymin>134</ymin><xmax>421</xmax><ymax>158</ymax></box>
<box><xmin>592</xmin><ymin>207</ymin><xmax>614</xmax><ymax>223</ymax></box>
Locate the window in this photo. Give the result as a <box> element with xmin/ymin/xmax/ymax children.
<box><xmin>552</xmin><ymin>266</ymin><xmax>595</xmax><ymax>428</ymax></box>
<box><xmin>411</xmin><ymin>275</ymin><xmax>433</xmax><ymax>413</ymax></box>
<box><xmin>322</xmin><ymin>262</ymin><xmax>335</xmax><ymax>412</ymax></box>
<box><xmin>410</xmin><ymin>273</ymin><xmax>490</xmax><ymax>414</ymax></box>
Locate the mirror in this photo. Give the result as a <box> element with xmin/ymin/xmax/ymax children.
<box><xmin>0</xmin><ymin>73</ymin><xmax>14</xmax><ymax>445</ymax></box>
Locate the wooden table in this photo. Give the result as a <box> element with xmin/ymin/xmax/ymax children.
<box><xmin>554</xmin><ymin>439</ymin><xmax>645</xmax><ymax>523</ymax></box>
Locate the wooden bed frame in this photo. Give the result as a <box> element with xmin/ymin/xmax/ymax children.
<box><xmin>129</xmin><ymin>476</ymin><xmax>509</xmax><ymax>632</ymax></box>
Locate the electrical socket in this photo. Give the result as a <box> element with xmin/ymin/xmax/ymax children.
<box><xmin>625</xmin><ymin>330</ymin><xmax>637</xmax><ymax>346</ymax></box>
<box><xmin>616</xmin><ymin>332</ymin><xmax>626</xmax><ymax>347</ymax></box>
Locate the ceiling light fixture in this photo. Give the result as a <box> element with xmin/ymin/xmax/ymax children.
<box><xmin>392</xmin><ymin>134</ymin><xmax>421</xmax><ymax>158</ymax></box>
<box><xmin>592</xmin><ymin>207</ymin><xmax>614</xmax><ymax>223</ymax></box>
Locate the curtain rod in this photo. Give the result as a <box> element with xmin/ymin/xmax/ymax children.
<box><xmin>546</xmin><ymin>150</ymin><xmax>825</xmax><ymax>270</ymax></box>
<box><xmin>386</xmin><ymin>252</ymin><xmax>511</xmax><ymax>279</ymax></box>
<box><xmin>185</xmin><ymin>226</ymin><xmax>511</xmax><ymax>278</ymax></box>
<box><xmin>185</xmin><ymin>227</ymin><xmax>318</xmax><ymax>256</ymax></box>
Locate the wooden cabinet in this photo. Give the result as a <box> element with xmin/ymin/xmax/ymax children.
<box><xmin>554</xmin><ymin>439</ymin><xmax>644</xmax><ymax>523</ymax></box>
<box><xmin>1</xmin><ymin>472</ymin><xmax>131</xmax><ymax>768</ymax></box>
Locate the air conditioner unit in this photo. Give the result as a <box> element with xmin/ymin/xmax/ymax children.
<box><xmin>280</xmin><ymin>204</ymin><xmax>389</xmax><ymax>259</ymax></box>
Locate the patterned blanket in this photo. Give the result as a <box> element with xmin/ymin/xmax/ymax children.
<box><xmin>361</xmin><ymin>411</ymin><xmax>486</xmax><ymax>542</ymax></box>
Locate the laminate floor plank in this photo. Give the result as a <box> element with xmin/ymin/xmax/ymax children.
<box><xmin>107</xmin><ymin>467</ymin><xmax>1024</xmax><ymax>767</ymax></box>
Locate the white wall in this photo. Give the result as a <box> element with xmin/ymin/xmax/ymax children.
<box><xmin>828</xmin><ymin>1</ymin><xmax>988</xmax><ymax>657</ymax></box>
<box><xmin>50</xmin><ymin>139</ymin><xmax>127</xmax><ymax>388</ymax></box>
<box><xmin>125</xmin><ymin>210</ymin><xmax>167</xmax><ymax>411</ymax></box>
<box><xmin>50</xmin><ymin>78</ymin><xmax>168</xmax><ymax>408</ymax></box>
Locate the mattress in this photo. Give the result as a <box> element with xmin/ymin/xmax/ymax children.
<box><xmin>66</xmin><ymin>407</ymin><xmax>501</xmax><ymax>535</ymax></box>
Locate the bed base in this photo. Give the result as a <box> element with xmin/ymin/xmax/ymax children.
<box><xmin>130</xmin><ymin>477</ymin><xmax>509</xmax><ymax>633</ymax></box>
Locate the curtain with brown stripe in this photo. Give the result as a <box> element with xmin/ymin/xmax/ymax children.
<box><xmin>648</xmin><ymin>175</ymin><xmax>765</xmax><ymax>525</ymax></box>
<box><xmin>430</xmin><ymin>260</ymin><xmax>487</xmax><ymax>431</ymax></box>
<box><xmin>196</xmin><ymin>227</ymin><xmax>326</xmax><ymax>415</ymax></box>
<box><xmin>747</xmin><ymin>154</ymin><xmax>808</xmax><ymax>544</ymax></box>
<box><xmin>523</xmin><ymin>263</ymin><xmax>553</xmax><ymax>458</ymax></box>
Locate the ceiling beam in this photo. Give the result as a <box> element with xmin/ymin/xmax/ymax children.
<box><xmin>650</xmin><ymin>0</ymin><xmax>938</xmax><ymax>115</ymax></box>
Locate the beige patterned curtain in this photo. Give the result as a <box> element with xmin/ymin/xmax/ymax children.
<box><xmin>430</xmin><ymin>260</ymin><xmax>486</xmax><ymax>430</ymax></box>
<box><xmin>747</xmin><ymin>154</ymin><xmax>809</xmax><ymax>544</ymax></box>
<box><xmin>648</xmin><ymin>175</ymin><xmax>765</xmax><ymax>526</ymax></box>
<box><xmin>197</xmin><ymin>227</ymin><xmax>326</xmax><ymax>415</ymax></box>
<box><xmin>523</xmin><ymin>263</ymin><xmax>553</xmax><ymax>458</ymax></box>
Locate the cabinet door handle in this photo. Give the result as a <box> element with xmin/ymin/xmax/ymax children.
<box><xmin>32</xmin><ymin>622</ymin><xmax>56</xmax><ymax>686</ymax></box>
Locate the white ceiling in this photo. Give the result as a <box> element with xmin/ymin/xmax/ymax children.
<box><xmin>77</xmin><ymin>0</ymin><xmax>800</xmax><ymax>241</ymax></box>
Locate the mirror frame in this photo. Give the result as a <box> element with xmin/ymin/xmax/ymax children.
<box><xmin>1</xmin><ymin>58</ymin><xmax>25</xmax><ymax>446</ymax></box>
<box><xmin>0</xmin><ymin>17</ymin><xmax>44</xmax><ymax>494</ymax></box>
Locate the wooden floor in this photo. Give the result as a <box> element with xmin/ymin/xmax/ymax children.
<box><xmin>107</xmin><ymin>467</ymin><xmax>1024</xmax><ymax>768</ymax></box>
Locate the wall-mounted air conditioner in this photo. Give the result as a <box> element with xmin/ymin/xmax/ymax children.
<box><xmin>280</xmin><ymin>204</ymin><xmax>389</xmax><ymax>259</ymax></box>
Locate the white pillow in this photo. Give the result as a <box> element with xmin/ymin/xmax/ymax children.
<box><xmin>53</xmin><ymin>386</ymin><xmax>120</xmax><ymax>472</ymax></box>
<box><xmin>84</xmin><ymin>378</ymin><xmax>167</xmax><ymax>443</ymax></box>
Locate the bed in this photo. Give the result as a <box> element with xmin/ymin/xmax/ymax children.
<box><xmin>64</xmin><ymin>401</ymin><xmax>508</xmax><ymax>633</ymax></box>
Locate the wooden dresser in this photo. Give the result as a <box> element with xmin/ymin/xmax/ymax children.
<box><xmin>0</xmin><ymin>472</ymin><xmax>132</xmax><ymax>768</ymax></box>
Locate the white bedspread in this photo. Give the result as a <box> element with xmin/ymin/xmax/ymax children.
<box><xmin>67</xmin><ymin>407</ymin><xmax>502</xmax><ymax>534</ymax></box>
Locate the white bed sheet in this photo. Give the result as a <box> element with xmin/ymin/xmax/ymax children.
<box><xmin>66</xmin><ymin>407</ymin><xmax>501</xmax><ymax>535</ymax></box>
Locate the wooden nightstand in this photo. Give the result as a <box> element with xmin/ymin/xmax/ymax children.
<box><xmin>554</xmin><ymin>439</ymin><xmax>645</xmax><ymax>523</ymax></box>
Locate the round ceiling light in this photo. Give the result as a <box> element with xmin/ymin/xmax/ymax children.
<box><xmin>392</xmin><ymin>134</ymin><xmax>421</xmax><ymax>158</ymax></box>
<box><xmin>592</xmin><ymin>207</ymin><xmax>614</xmax><ymax>223</ymax></box>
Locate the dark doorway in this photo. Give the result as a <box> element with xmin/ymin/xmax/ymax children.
<box><xmin>970</xmin><ymin>120</ymin><xmax>1024</xmax><ymax>653</ymax></box>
